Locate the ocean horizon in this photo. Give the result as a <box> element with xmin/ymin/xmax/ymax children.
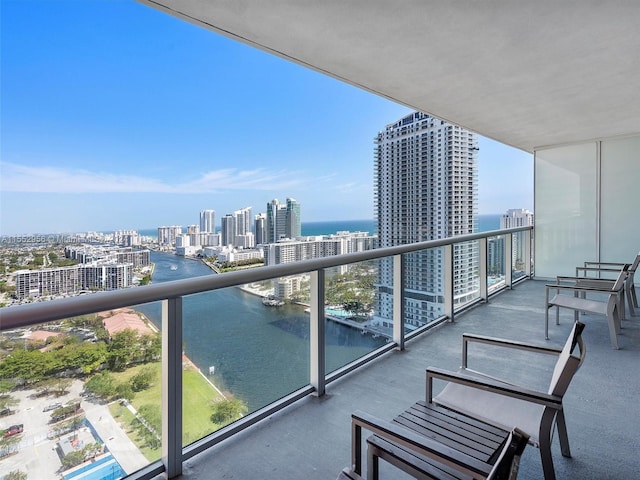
<box><xmin>138</xmin><ymin>214</ymin><xmax>501</xmax><ymax>239</ymax></box>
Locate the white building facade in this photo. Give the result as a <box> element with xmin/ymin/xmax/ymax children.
<box><xmin>263</xmin><ymin>231</ymin><xmax>376</xmax><ymax>266</ymax></box>
<box><xmin>157</xmin><ymin>226</ymin><xmax>183</xmax><ymax>246</ymax></box>
<box><xmin>199</xmin><ymin>209</ymin><xmax>216</xmax><ymax>233</ymax></box>
<box><xmin>500</xmin><ymin>208</ymin><xmax>534</xmax><ymax>270</ymax></box>
<box><xmin>375</xmin><ymin>112</ymin><xmax>478</xmax><ymax>328</ymax></box>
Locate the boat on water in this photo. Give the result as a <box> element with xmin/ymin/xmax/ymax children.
<box><xmin>262</xmin><ymin>296</ymin><xmax>285</xmax><ymax>307</ymax></box>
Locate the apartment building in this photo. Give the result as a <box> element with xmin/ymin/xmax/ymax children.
<box><xmin>501</xmin><ymin>208</ymin><xmax>534</xmax><ymax>270</ymax></box>
<box><xmin>157</xmin><ymin>226</ymin><xmax>183</xmax><ymax>246</ymax></box>
<box><xmin>199</xmin><ymin>209</ymin><xmax>216</xmax><ymax>233</ymax></box>
<box><xmin>15</xmin><ymin>263</ymin><xmax>132</xmax><ymax>299</ymax></box>
<box><xmin>375</xmin><ymin>112</ymin><xmax>478</xmax><ymax>328</ymax></box>
<box><xmin>65</xmin><ymin>246</ymin><xmax>150</xmax><ymax>268</ymax></box>
<box><xmin>263</xmin><ymin>231</ymin><xmax>376</xmax><ymax>266</ymax></box>
<box><xmin>266</xmin><ymin>198</ymin><xmax>301</xmax><ymax>243</ymax></box>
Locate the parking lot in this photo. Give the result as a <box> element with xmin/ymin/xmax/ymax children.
<box><xmin>0</xmin><ymin>380</ymin><xmax>148</xmax><ymax>479</ymax></box>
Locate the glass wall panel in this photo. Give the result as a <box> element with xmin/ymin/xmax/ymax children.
<box><xmin>179</xmin><ymin>284</ymin><xmax>311</xmax><ymax>447</ymax></box>
<box><xmin>600</xmin><ymin>136</ymin><xmax>640</xmax><ymax>262</ymax></box>
<box><xmin>324</xmin><ymin>260</ymin><xmax>387</xmax><ymax>374</ymax></box>
<box><xmin>453</xmin><ymin>240</ymin><xmax>480</xmax><ymax>311</ymax></box>
<box><xmin>534</xmin><ymin>143</ymin><xmax>597</xmax><ymax>277</ymax></box>
<box><xmin>403</xmin><ymin>247</ymin><xmax>446</xmax><ymax>331</ymax></box>
<box><xmin>487</xmin><ymin>235</ymin><xmax>507</xmax><ymax>292</ymax></box>
<box><xmin>512</xmin><ymin>231</ymin><xmax>528</xmax><ymax>281</ymax></box>
<box><xmin>0</xmin><ymin>311</ymin><xmax>154</xmax><ymax>480</ymax></box>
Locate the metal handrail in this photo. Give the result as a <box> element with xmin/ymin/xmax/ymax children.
<box><xmin>0</xmin><ymin>226</ymin><xmax>531</xmax><ymax>330</ymax></box>
<box><xmin>0</xmin><ymin>225</ymin><xmax>533</xmax><ymax>480</ymax></box>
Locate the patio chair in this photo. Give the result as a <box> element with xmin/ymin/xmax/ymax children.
<box><xmin>576</xmin><ymin>252</ymin><xmax>639</xmax><ymax>318</ymax></box>
<box><xmin>546</xmin><ymin>265</ymin><xmax>627</xmax><ymax>349</ymax></box>
<box><xmin>427</xmin><ymin>321</ymin><xmax>586</xmax><ymax>480</ymax></box>
<box><xmin>341</xmin><ymin>408</ymin><xmax>529</xmax><ymax>480</ymax></box>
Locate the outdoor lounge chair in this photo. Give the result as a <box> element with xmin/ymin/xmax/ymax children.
<box><xmin>341</xmin><ymin>408</ymin><xmax>529</xmax><ymax>480</ymax></box>
<box><xmin>576</xmin><ymin>252</ymin><xmax>639</xmax><ymax>318</ymax></box>
<box><xmin>546</xmin><ymin>265</ymin><xmax>627</xmax><ymax>349</ymax></box>
<box><xmin>427</xmin><ymin>321</ymin><xmax>586</xmax><ymax>480</ymax></box>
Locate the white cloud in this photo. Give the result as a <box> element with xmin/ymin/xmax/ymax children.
<box><xmin>0</xmin><ymin>162</ymin><xmax>306</xmax><ymax>194</ymax></box>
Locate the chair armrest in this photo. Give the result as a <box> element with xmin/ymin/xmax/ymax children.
<box><xmin>545</xmin><ymin>283</ymin><xmax>620</xmax><ymax>294</ymax></box>
<box><xmin>462</xmin><ymin>333</ymin><xmax>560</xmax><ymax>368</ymax></box>
<box><xmin>351</xmin><ymin>410</ymin><xmax>491</xmax><ymax>478</ymax></box>
<box><xmin>555</xmin><ymin>276</ymin><xmax>619</xmax><ymax>291</ymax></box>
<box><xmin>576</xmin><ymin>266</ymin><xmax>623</xmax><ymax>275</ymax></box>
<box><xmin>584</xmin><ymin>261</ymin><xmax>626</xmax><ymax>268</ymax></box>
<box><xmin>559</xmin><ymin>275</ymin><xmax>616</xmax><ymax>283</ymax></box>
<box><xmin>426</xmin><ymin>367</ymin><xmax>563</xmax><ymax>409</ymax></box>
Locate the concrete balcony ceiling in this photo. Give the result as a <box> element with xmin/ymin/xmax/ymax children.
<box><xmin>139</xmin><ymin>0</ymin><xmax>640</xmax><ymax>152</ymax></box>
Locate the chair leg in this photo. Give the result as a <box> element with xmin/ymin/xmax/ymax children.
<box><xmin>555</xmin><ymin>410</ymin><xmax>572</xmax><ymax>458</ymax></box>
<box><xmin>367</xmin><ymin>446</ymin><xmax>379</xmax><ymax>480</ymax></box>
<box><xmin>545</xmin><ymin>307</ymin><xmax>550</xmax><ymax>339</ymax></box>
<box><xmin>626</xmin><ymin>283</ymin><xmax>637</xmax><ymax>316</ymax></box>
<box><xmin>607</xmin><ymin>309</ymin><xmax>620</xmax><ymax>350</ymax></box>
<box><xmin>539</xmin><ymin>412</ymin><xmax>557</xmax><ymax>480</ymax></box>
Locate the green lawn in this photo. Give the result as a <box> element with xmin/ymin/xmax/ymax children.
<box><xmin>108</xmin><ymin>362</ymin><xmax>226</xmax><ymax>460</ymax></box>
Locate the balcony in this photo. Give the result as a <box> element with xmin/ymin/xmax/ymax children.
<box><xmin>1</xmin><ymin>226</ymin><xmax>638</xmax><ymax>479</ymax></box>
<box><xmin>184</xmin><ymin>279</ymin><xmax>639</xmax><ymax>480</ymax></box>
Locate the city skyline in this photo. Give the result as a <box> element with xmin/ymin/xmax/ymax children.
<box><xmin>1</xmin><ymin>0</ymin><xmax>533</xmax><ymax>236</ymax></box>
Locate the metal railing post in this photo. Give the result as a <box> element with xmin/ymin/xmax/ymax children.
<box><xmin>393</xmin><ymin>254</ymin><xmax>405</xmax><ymax>350</ymax></box>
<box><xmin>505</xmin><ymin>234</ymin><xmax>513</xmax><ymax>288</ymax></box>
<box><xmin>310</xmin><ymin>270</ymin><xmax>326</xmax><ymax>396</ymax></box>
<box><xmin>479</xmin><ymin>237</ymin><xmax>488</xmax><ymax>302</ymax></box>
<box><xmin>444</xmin><ymin>245</ymin><xmax>454</xmax><ymax>321</ymax></box>
<box><xmin>162</xmin><ymin>297</ymin><xmax>183</xmax><ymax>478</ymax></box>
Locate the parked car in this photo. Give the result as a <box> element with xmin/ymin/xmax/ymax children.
<box><xmin>3</xmin><ymin>424</ymin><xmax>23</xmax><ymax>437</ymax></box>
<box><xmin>43</xmin><ymin>403</ymin><xmax>62</xmax><ymax>412</ymax></box>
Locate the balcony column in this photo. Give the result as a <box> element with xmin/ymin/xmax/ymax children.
<box><xmin>444</xmin><ymin>244</ymin><xmax>454</xmax><ymax>321</ymax></box>
<box><xmin>162</xmin><ymin>297</ymin><xmax>183</xmax><ymax>478</ymax></box>
<box><xmin>393</xmin><ymin>254</ymin><xmax>405</xmax><ymax>350</ymax></box>
<box><xmin>505</xmin><ymin>234</ymin><xmax>513</xmax><ymax>288</ymax></box>
<box><xmin>479</xmin><ymin>237</ymin><xmax>488</xmax><ymax>302</ymax></box>
<box><xmin>310</xmin><ymin>269</ymin><xmax>326</xmax><ymax>396</ymax></box>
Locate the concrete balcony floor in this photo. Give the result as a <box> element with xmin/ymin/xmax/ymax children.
<box><xmin>173</xmin><ymin>280</ymin><xmax>640</xmax><ymax>479</ymax></box>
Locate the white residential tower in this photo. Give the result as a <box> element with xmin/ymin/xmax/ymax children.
<box><xmin>374</xmin><ymin>112</ymin><xmax>478</xmax><ymax>328</ymax></box>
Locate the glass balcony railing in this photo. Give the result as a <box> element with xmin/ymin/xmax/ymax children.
<box><xmin>0</xmin><ymin>226</ymin><xmax>532</xmax><ymax>480</ymax></box>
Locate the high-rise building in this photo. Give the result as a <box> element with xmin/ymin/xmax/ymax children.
<box><xmin>286</xmin><ymin>198</ymin><xmax>301</xmax><ymax>239</ymax></box>
<box><xmin>374</xmin><ymin>112</ymin><xmax>478</xmax><ymax>328</ymax></box>
<box><xmin>488</xmin><ymin>237</ymin><xmax>505</xmax><ymax>275</ymax></box>
<box><xmin>200</xmin><ymin>210</ymin><xmax>216</xmax><ymax>233</ymax></box>
<box><xmin>500</xmin><ymin>208</ymin><xmax>534</xmax><ymax>228</ymax></box>
<box><xmin>266</xmin><ymin>198</ymin><xmax>301</xmax><ymax>243</ymax></box>
<box><xmin>157</xmin><ymin>226</ymin><xmax>183</xmax><ymax>246</ymax></box>
<box><xmin>234</xmin><ymin>207</ymin><xmax>252</xmax><ymax>235</ymax></box>
<box><xmin>254</xmin><ymin>213</ymin><xmax>267</xmax><ymax>245</ymax></box>
<box><xmin>220</xmin><ymin>214</ymin><xmax>235</xmax><ymax>247</ymax></box>
<box><xmin>500</xmin><ymin>208</ymin><xmax>534</xmax><ymax>270</ymax></box>
<box><xmin>218</xmin><ymin>207</ymin><xmax>255</xmax><ymax>248</ymax></box>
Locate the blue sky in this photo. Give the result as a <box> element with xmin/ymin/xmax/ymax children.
<box><xmin>1</xmin><ymin>0</ymin><xmax>533</xmax><ymax>235</ymax></box>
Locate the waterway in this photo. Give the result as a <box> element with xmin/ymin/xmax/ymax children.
<box><xmin>136</xmin><ymin>252</ymin><xmax>386</xmax><ymax>411</ymax></box>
